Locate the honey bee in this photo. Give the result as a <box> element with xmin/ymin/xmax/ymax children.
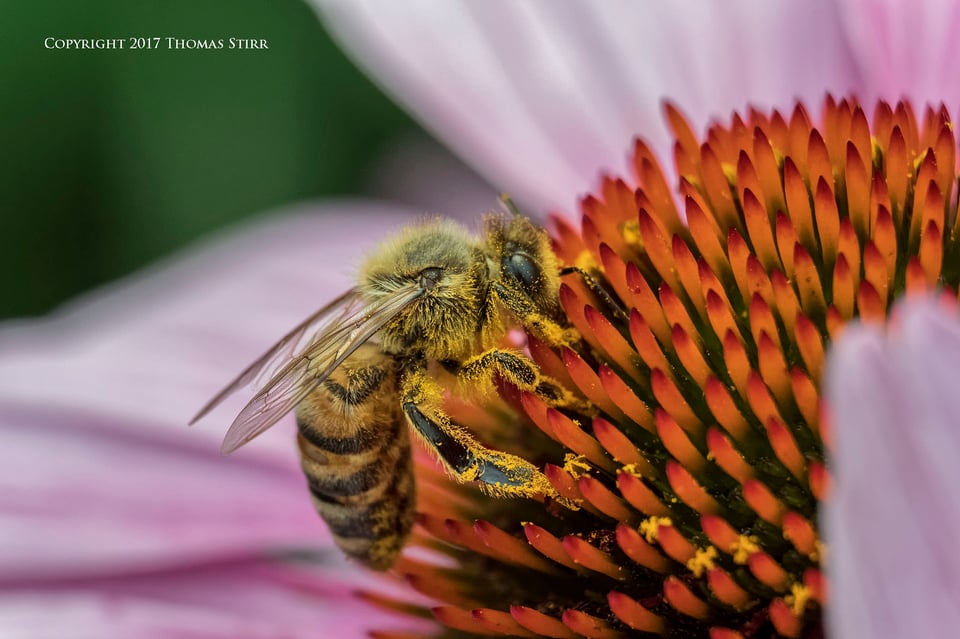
<box><xmin>191</xmin><ymin>211</ymin><xmax>580</xmax><ymax>570</ymax></box>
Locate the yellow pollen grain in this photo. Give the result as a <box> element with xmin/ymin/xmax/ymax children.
<box><xmin>620</xmin><ymin>463</ymin><xmax>643</xmax><ymax>478</ymax></box>
<box><xmin>721</xmin><ymin>162</ymin><xmax>737</xmax><ymax>184</ymax></box>
<box><xmin>786</xmin><ymin>583</ymin><xmax>812</xmax><ymax>615</ymax></box>
<box><xmin>686</xmin><ymin>546</ymin><xmax>718</xmax><ymax>577</ymax></box>
<box><xmin>912</xmin><ymin>154</ymin><xmax>926</xmax><ymax>172</ymax></box>
<box><xmin>639</xmin><ymin>516</ymin><xmax>672</xmax><ymax>544</ymax></box>
<box><xmin>732</xmin><ymin>534</ymin><xmax>761</xmax><ymax>565</ymax></box>
<box><xmin>813</xmin><ymin>540</ymin><xmax>826</xmax><ymax>563</ymax></box>
<box><xmin>870</xmin><ymin>137</ymin><xmax>882</xmax><ymax>165</ymax></box>
<box><xmin>563</xmin><ymin>454</ymin><xmax>591</xmax><ymax>478</ymax></box>
<box><xmin>574</xmin><ymin>250</ymin><xmax>598</xmax><ymax>272</ymax></box>
<box><xmin>538</xmin><ymin>323</ymin><xmax>581</xmax><ymax>350</ymax></box>
<box><xmin>621</xmin><ymin>220</ymin><xmax>641</xmax><ymax>247</ymax></box>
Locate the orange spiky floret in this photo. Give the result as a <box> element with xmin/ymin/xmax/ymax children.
<box><xmin>364</xmin><ymin>97</ymin><xmax>960</xmax><ymax>638</ymax></box>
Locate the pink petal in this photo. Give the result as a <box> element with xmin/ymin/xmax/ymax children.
<box><xmin>0</xmin><ymin>204</ymin><xmax>420</xmax><ymax>447</ymax></box>
<box><xmin>836</xmin><ymin>0</ymin><xmax>960</xmax><ymax>107</ymax></box>
<box><xmin>824</xmin><ymin>297</ymin><xmax>960</xmax><ymax>638</ymax></box>
<box><xmin>0</xmin><ymin>203</ymin><xmax>430</xmax><ymax>578</ymax></box>
<box><xmin>366</xmin><ymin>132</ymin><xmax>500</xmax><ymax>219</ymax></box>
<box><xmin>0</xmin><ymin>559</ymin><xmax>428</xmax><ymax>639</ymax></box>
<box><xmin>315</xmin><ymin>0</ymin><xmax>859</xmax><ymax>213</ymax></box>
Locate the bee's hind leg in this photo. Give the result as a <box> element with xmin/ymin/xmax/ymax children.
<box><xmin>400</xmin><ymin>365</ymin><xmax>569</xmax><ymax>505</ymax></box>
<box><xmin>402</xmin><ymin>400</ymin><xmax>553</xmax><ymax>499</ymax></box>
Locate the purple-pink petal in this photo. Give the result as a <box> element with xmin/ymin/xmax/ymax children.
<box><xmin>0</xmin><ymin>559</ymin><xmax>426</xmax><ymax>639</ymax></box>
<box><xmin>0</xmin><ymin>403</ymin><xmax>322</xmax><ymax>581</ymax></box>
<box><xmin>315</xmin><ymin>0</ymin><xmax>860</xmax><ymax>213</ymax></box>
<box><xmin>0</xmin><ymin>203</ymin><xmax>432</xmax><ymax>632</ymax></box>
<box><xmin>824</xmin><ymin>297</ymin><xmax>960</xmax><ymax>638</ymax></box>
<box><xmin>836</xmin><ymin>0</ymin><xmax>960</xmax><ymax>107</ymax></box>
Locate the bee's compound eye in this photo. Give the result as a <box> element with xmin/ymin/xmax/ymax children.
<box><xmin>419</xmin><ymin>267</ymin><xmax>443</xmax><ymax>291</ymax></box>
<box><xmin>504</xmin><ymin>252</ymin><xmax>540</xmax><ymax>288</ymax></box>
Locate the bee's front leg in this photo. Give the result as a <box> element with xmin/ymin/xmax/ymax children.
<box><xmin>456</xmin><ymin>347</ymin><xmax>584</xmax><ymax>410</ymax></box>
<box><xmin>490</xmin><ymin>281</ymin><xmax>581</xmax><ymax>348</ymax></box>
<box><xmin>557</xmin><ymin>266</ymin><xmax>628</xmax><ymax>322</ymax></box>
<box><xmin>400</xmin><ymin>364</ymin><xmax>566</xmax><ymax>504</ymax></box>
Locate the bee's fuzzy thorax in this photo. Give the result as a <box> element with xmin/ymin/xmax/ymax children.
<box><xmin>360</xmin><ymin>219</ymin><xmax>490</xmax><ymax>360</ymax></box>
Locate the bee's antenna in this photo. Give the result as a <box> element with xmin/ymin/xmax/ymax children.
<box><xmin>499</xmin><ymin>193</ymin><xmax>521</xmax><ymax>217</ymax></box>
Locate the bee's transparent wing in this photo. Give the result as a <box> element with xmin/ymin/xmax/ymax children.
<box><xmin>189</xmin><ymin>289</ymin><xmax>358</xmax><ymax>426</ymax></box>
<box><xmin>219</xmin><ymin>282</ymin><xmax>422</xmax><ymax>454</ymax></box>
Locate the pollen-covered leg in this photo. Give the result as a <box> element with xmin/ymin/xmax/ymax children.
<box><xmin>457</xmin><ymin>347</ymin><xmax>581</xmax><ymax>409</ymax></box>
<box><xmin>491</xmin><ymin>281</ymin><xmax>581</xmax><ymax>347</ymax></box>
<box><xmin>400</xmin><ymin>366</ymin><xmax>569</xmax><ymax>505</ymax></box>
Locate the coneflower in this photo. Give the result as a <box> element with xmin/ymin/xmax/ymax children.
<box><xmin>363</xmin><ymin>97</ymin><xmax>960</xmax><ymax>639</ymax></box>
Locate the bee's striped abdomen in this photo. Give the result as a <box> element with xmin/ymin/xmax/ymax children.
<box><xmin>295</xmin><ymin>344</ymin><xmax>414</xmax><ymax>570</ymax></box>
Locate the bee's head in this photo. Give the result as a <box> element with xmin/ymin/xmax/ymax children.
<box><xmin>360</xmin><ymin>219</ymin><xmax>486</xmax><ymax>357</ymax></box>
<box><xmin>485</xmin><ymin>214</ymin><xmax>563</xmax><ymax>318</ymax></box>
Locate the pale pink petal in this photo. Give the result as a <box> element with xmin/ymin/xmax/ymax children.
<box><xmin>836</xmin><ymin>0</ymin><xmax>960</xmax><ymax>107</ymax></box>
<box><xmin>0</xmin><ymin>202</ymin><xmax>433</xmax><ymax>578</ymax></box>
<box><xmin>315</xmin><ymin>0</ymin><xmax>859</xmax><ymax>213</ymax></box>
<box><xmin>824</xmin><ymin>297</ymin><xmax>960</xmax><ymax>638</ymax></box>
<box><xmin>0</xmin><ymin>560</ymin><xmax>427</xmax><ymax>639</ymax></box>
<box><xmin>0</xmin><ymin>403</ymin><xmax>322</xmax><ymax>580</ymax></box>
<box><xmin>366</xmin><ymin>132</ymin><xmax>500</xmax><ymax>219</ymax></box>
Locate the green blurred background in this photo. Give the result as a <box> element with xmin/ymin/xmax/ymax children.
<box><xmin>0</xmin><ymin>1</ymin><xmax>422</xmax><ymax>318</ymax></box>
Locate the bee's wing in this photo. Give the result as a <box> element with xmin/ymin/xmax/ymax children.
<box><xmin>219</xmin><ymin>281</ymin><xmax>422</xmax><ymax>454</ymax></box>
<box><xmin>189</xmin><ymin>289</ymin><xmax>358</xmax><ymax>426</ymax></box>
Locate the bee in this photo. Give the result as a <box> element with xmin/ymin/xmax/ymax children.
<box><xmin>191</xmin><ymin>211</ymin><xmax>581</xmax><ymax>570</ymax></box>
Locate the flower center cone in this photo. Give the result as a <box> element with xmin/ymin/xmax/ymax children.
<box><xmin>367</xmin><ymin>96</ymin><xmax>960</xmax><ymax>639</ymax></box>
